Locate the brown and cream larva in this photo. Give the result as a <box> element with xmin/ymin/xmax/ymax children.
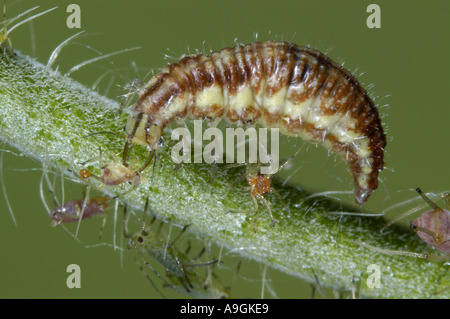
<box><xmin>118</xmin><ymin>41</ymin><xmax>386</xmax><ymax>205</ymax></box>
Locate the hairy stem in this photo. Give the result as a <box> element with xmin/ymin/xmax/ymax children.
<box><xmin>0</xmin><ymin>49</ymin><xmax>448</xmax><ymax>298</ymax></box>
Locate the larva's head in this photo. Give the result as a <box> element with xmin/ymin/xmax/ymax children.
<box><xmin>124</xmin><ymin>113</ymin><xmax>163</xmax><ymax>149</ymax></box>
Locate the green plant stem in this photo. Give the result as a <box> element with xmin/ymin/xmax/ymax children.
<box><xmin>0</xmin><ymin>49</ymin><xmax>448</xmax><ymax>298</ymax></box>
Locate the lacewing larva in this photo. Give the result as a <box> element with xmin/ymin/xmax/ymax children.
<box><xmin>117</xmin><ymin>41</ymin><xmax>386</xmax><ymax>205</ymax></box>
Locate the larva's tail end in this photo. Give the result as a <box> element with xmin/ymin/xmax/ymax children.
<box><xmin>354</xmin><ymin>187</ymin><xmax>373</xmax><ymax>206</ymax></box>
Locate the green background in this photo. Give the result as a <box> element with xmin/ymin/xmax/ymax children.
<box><xmin>0</xmin><ymin>0</ymin><xmax>449</xmax><ymax>298</ymax></box>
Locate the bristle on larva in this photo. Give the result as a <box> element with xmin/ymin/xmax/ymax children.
<box><xmin>125</xmin><ymin>41</ymin><xmax>386</xmax><ymax>205</ymax></box>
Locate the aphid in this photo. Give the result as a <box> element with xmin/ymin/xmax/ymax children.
<box><xmin>120</xmin><ymin>41</ymin><xmax>386</xmax><ymax>205</ymax></box>
<box><xmin>362</xmin><ymin>188</ymin><xmax>450</xmax><ymax>261</ymax></box>
<box><xmin>78</xmin><ymin>150</ymin><xmax>142</xmax><ymax>189</ymax></box>
<box><xmin>165</xmin><ymin>256</ymin><xmax>235</xmax><ymax>299</ymax></box>
<box><xmin>245</xmin><ymin>164</ymin><xmax>275</xmax><ymax>225</ymax></box>
<box><xmin>130</xmin><ymin>224</ymin><xmax>219</xmax><ymax>296</ymax></box>
<box><xmin>409</xmin><ymin>188</ymin><xmax>449</xmax><ymax>254</ymax></box>
<box><xmin>226</xmin><ymin>162</ymin><xmax>277</xmax><ymax>225</ymax></box>
<box><xmin>247</xmin><ymin>171</ymin><xmax>271</xmax><ymax>198</ymax></box>
<box><xmin>100</xmin><ymin>162</ymin><xmax>141</xmax><ymax>186</ymax></box>
<box><xmin>49</xmin><ymin>196</ymin><xmax>109</xmax><ymax>227</ymax></box>
<box><xmin>229</xmin><ymin>154</ymin><xmax>296</xmax><ymax>225</ymax></box>
<box><xmin>128</xmin><ymin>200</ymin><xmax>219</xmax><ymax>297</ymax></box>
<box><xmin>41</xmin><ymin>165</ymin><xmax>113</xmax><ymax>239</ymax></box>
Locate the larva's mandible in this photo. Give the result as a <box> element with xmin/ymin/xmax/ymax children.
<box><xmin>124</xmin><ymin>41</ymin><xmax>386</xmax><ymax>205</ymax></box>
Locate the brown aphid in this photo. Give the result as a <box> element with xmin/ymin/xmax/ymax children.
<box><xmin>247</xmin><ymin>172</ymin><xmax>271</xmax><ymax>198</ymax></box>
<box><xmin>410</xmin><ymin>188</ymin><xmax>450</xmax><ymax>254</ymax></box>
<box><xmin>121</xmin><ymin>41</ymin><xmax>386</xmax><ymax>205</ymax></box>
<box><xmin>364</xmin><ymin>188</ymin><xmax>450</xmax><ymax>262</ymax></box>
<box><xmin>49</xmin><ymin>196</ymin><xmax>109</xmax><ymax>227</ymax></box>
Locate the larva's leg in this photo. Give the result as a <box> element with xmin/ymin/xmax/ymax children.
<box><xmin>122</xmin><ymin>140</ymin><xmax>131</xmax><ymax>167</ymax></box>
<box><xmin>136</xmin><ymin>149</ymin><xmax>155</xmax><ymax>175</ymax></box>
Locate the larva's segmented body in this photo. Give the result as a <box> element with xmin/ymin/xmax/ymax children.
<box><xmin>125</xmin><ymin>41</ymin><xmax>386</xmax><ymax>205</ymax></box>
